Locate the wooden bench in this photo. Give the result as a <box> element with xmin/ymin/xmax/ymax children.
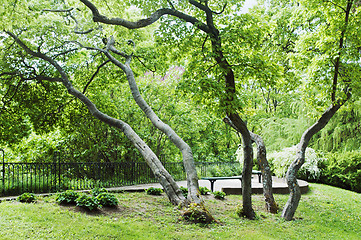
<box><xmin>201</xmin><ymin>170</ymin><xmax>262</xmax><ymax>192</ymax></box>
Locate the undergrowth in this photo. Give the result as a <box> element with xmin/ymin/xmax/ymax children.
<box><xmin>0</xmin><ymin>184</ymin><xmax>360</xmax><ymax>240</ymax></box>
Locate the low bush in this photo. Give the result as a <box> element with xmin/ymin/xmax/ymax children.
<box><xmin>199</xmin><ymin>186</ymin><xmax>210</xmax><ymax>195</ymax></box>
<box><xmin>96</xmin><ymin>193</ymin><xmax>119</xmax><ymax>207</ymax></box>
<box><xmin>91</xmin><ymin>188</ymin><xmax>108</xmax><ymax>197</ymax></box>
<box><xmin>268</xmin><ymin>145</ymin><xmax>323</xmax><ymax>181</ymax></box>
<box><xmin>182</xmin><ymin>203</ymin><xmax>214</xmax><ymax>223</ymax></box>
<box><xmin>56</xmin><ymin>190</ymin><xmax>79</xmax><ymax>204</ymax></box>
<box><xmin>320</xmin><ymin>151</ymin><xmax>361</xmax><ymax>193</ymax></box>
<box><xmin>145</xmin><ymin>187</ymin><xmax>163</xmax><ymax>196</ymax></box>
<box><xmin>17</xmin><ymin>192</ymin><xmax>36</xmax><ymax>203</ymax></box>
<box><xmin>180</xmin><ymin>186</ymin><xmax>188</xmax><ymax>198</ymax></box>
<box><xmin>76</xmin><ymin>194</ymin><xmax>99</xmax><ymax>211</ymax></box>
<box><xmin>213</xmin><ymin>191</ymin><xmax>226</xmax><ymax>200</ymax></box>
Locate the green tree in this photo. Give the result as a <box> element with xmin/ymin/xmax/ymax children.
<box><xmin>264</xmin><ymin>0</ymin><xmax>361</xmax><ymax>220</ymax></box>
<box><xmin>1</xmin><ymin>1</ymin><xmax>189</xmax><ymax>207</ymax></box>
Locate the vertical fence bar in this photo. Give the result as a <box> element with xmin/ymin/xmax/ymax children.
<box><xmin>1</xmin><ymin>149</ymin><xmax>4</xmax><ymax>195</ymax></box>
<box><xmin>56</xmin><ymin>152</ymin><xmax>61</xmax><ymax>190</ymax></box>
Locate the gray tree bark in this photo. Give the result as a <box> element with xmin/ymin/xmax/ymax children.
<box><xmin>282</xmin><ymin>105</ymin><xmax>342</xmax><ymax>220</ymax></box>
<box><xmin>81</xmin><ymin>0</ymin><xmax>256</xmax><ymax>219</ymax></box>
<box><xmin>250</xmin><ymin>132</ymin><xmax>278</xmax><ymax>214</ymax></box>
<box><xmin>282</xmin><ymin>0</ymin><xmax>353</xmax><ymax>220</ymax></box>
<box><xmin>227</xmin><ymin>114</ymin><xmax>256</xmax><ymax>219</ymax></box>
<box><xmin>225</xmin><ymin>116</ymin><xmax>277</xmax><ymax>214</ymax></box>
<box><xmin>7</xmin><ymin>31</ymin><xmax>186</xmax><ymax>206</ymax></box>
<box><xmin>103</xmin><ymin>38</ymin><xmax>202</xmax><ymax>205</ymax></box>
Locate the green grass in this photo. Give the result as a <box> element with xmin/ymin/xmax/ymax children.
<box><xmin>0</xmin><ymin>183</ymin><xmax>360</xmax><ymax>239</ymax></box>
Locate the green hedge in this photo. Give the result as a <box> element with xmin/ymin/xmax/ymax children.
<box><xmin>319</xmin><ymin>151</ymin><xmax>361</xmax><ymax>193</ymax></box>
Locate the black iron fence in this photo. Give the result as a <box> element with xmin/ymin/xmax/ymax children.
<box><xmin>0</xmin><ymin>150</ymin><xmax>241</xmax><ymax>197</ymax></box>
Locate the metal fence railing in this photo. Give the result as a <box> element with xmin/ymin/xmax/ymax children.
<box><xmin>0</xmin><ymin>151</ymin><xmax>241</xmax><ymax>197</ymax></box>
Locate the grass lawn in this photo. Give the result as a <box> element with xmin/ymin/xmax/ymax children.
<box><xmin>0</xmin><ymin>183</ymin><xmax>360</xmax><ymax>240</ymax></box>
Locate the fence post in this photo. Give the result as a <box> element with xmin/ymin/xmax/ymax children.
<box><xmin>53</xmin><ymin>151</ymin><xmax>61</xmax><ymax>191</ymax></box>
<box><xmin>57</xmin><ymin>151</ymin><xmax>61</xmax><ymax>191</ymax></box>
<box><xmin>1</xmin><ymin>149</ymin><xmax>4</xmax><ymax>195</ymax></box>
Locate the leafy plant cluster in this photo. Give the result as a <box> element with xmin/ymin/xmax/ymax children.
<box><xmin>146</xmin><ymin>187</ymin><xmax>163</xmax><ymax>195</ymax></box>
<box><xmin>17</xmin><ymin>192</ymin><xmax>37</xmax><ymax>203</ymax></box>
<box><xmin>56</xmin><ymin>190</ymin><xmax>79</xmax><ymax>204</ymax></box>
<box><xmin>55</xmin><ymin>188</ymin><xmax>119</xmax><ymax>211</ymax></box>
<box><xmin>267</xmin><ymin>145</ymin><xmax>323</xmax><ymax>181</ymax></box>
<box><xmin>180</xmin><ymin>186</ymin><xmax>188</xmax><ymax>198</ymax></box>
<box><xmin>212</xmin><ymin>191</ymin><xmax>226</xmax><ymax>200</ymax></box>
<box><xmin>199</xmin><ymin>186</ymin><xmax>210</xmax><ymax>195</ymax></box>
<box><xmin>181</xmin><ymin>203</ymin><xmax>214</xmax><ymax>224</ymax></box>
<box><xmin>178</xmin><ymin>186</ymin><xmax>211</xmax><ymax>198</ymax></box>
<box><xmin>318</xmin><ymin>151</ymin><xmax>361</xmax><ymax>193</ymax></box>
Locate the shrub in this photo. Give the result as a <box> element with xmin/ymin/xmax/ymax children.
<box><xmin>17</xmin><ymin>192</ymin><xmax>36</xmax><ymax>203</ymax></box>
<box><xmin>182</xmin><ymin>203</ymin><xmax>214</xmax><ymax>223</ymax></box>
<box><xmin>213</xmin><ymin>191</ymin><xmax>226</xmax><ymax>200</ymax></box>
<box><xmin>268</xmin><ymin>145</ymin><xmax>323</xmax><ymax>181</ymax></box>
<box><xmin>76</xmin><ymin>194</ymin><xmax>99</xmax><ymax>211</ymax></box>
<box><xmin>96</xmin><ymin>193</ymin><xmax>119</xmax><ymax>207</ymax></box>
<box><xmin>56</xmin><ymin>190</ymin><xmax>79</xmax><ymax>204</ymax></box>
<box><xmin>199</xmin><ymin>186</ymin><xmax>210</xmax><ymax>195</ymax></box>
<box><xmin>180</xmin><ymin>186</ymin><xmax>188</xmax><ymax>198</ymax></box>
<box><xmin>91</xmin><ymin>187</ymin><xmax>108</xmax><ymax>197</ymax></box>
<box><xmin>320</xmin><ymin>151</ymin><xmax>361</xmax><ymax>193</ymax></box>
<box><xmin>145</xmin><ymin>187</ymin><xmax>163</xmax><ymax>195</ymax></box>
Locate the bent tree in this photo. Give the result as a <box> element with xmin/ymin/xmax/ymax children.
<box><xmin>278</xmin><ymin>0</ymin><xmax>360</xmax><ymax>220</ymax></box>
<box><xmin>79</xmin><ymin>0</ymin><xmax>281</xmax><ymax>218</ymax></box>
<box><xmin>4</xmin><ymin>31</ymin><xmax>188</xmax><ymax>206</ymax></box>
<box><xmin>79</xmin><ymin>0</ymin><xmax>255</xmax><ymax>219</ymax></box>
<box><xmin>101</xmin><ymin>37</ymin><xmax>202</xmax><ymax>205</ymax></box>
<box><xmin>1</xmin><ymin>1</ymin><xmax>213</xmax><ymax>218</ymax></box>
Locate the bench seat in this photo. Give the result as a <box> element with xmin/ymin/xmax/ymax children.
<box><xmin>201</xmin><ymin>170</ymin><xmax>262</xmax><ymax>192</ymax></box>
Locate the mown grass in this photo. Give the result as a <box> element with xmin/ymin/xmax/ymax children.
<box><xmin>0</xmin><ymin>183</ymin><xmax>360</xmax><ymax>240</ymax></box>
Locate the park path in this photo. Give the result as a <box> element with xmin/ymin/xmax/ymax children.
<box><xmin>0</xmin><ymin>174</ymin><xmax>308</xmax><ymax>201</ymax></box>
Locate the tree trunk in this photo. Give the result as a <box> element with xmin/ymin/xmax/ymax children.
<box><xmin>7</xmin><ymin>31</ymin><xmax>186</xmax><ymax>206</ymax></box>
<box><xmin>282</xmin><ymin>105</ymin><xmax>341</xmax><ymax>220</ymax></box>
<box><xmin>225</xmin><ymin>116</ymin><xmax>277</xmax><ymax>214</ymax></box>
<box><xmin>250</xmin><ymin>132</ymin><xmax>278</xmax><ymax>214</ymax></box>
<box><xmin>227</xmin><ymin>114</ymin><xmax>256</xmax><ymax>219</ymax></box>
<box><xmin>282</xmin><ymin>0</ymin><xmax>352</xmax><ymax>220</ymax></box>
<box><xmin>81</xmin><ymin>0</ymin><xmax>254</xmax><ymax>220</ymax></box>
<box><xmin>104</xmin><ymin>41</ymin><xmax>202</xmax><ymax>205</ymax></box>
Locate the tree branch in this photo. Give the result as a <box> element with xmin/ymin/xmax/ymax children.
<box><xmin>212</xmin><ymin>2</ymin><xmax>227</xmax><ymax>15</ymax></box>
<box><xmin>83</xmin><ymin>60</ymin><xmax>110</xmax><ymax>94</ymax></box>
<box><xmin>43</xmin><ymin>7</ymin><xmax>95</xmax><ymax>34</ymax></box>
<box><xmin>323</xmin><ymin>0</ymin><xmax>347</xmax><ymax>12</ymax></box>
<box><xmin>42</xmin><ymin>8</ymin><xmax>74</xmax><ymax>13</ymax></box>
<box><xmin>79</xmin><ymin>0</ymin><xmax>211</xmax><ymax>33</ymax></box>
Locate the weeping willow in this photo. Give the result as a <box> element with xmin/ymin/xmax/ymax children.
<box><xmin>313</xmin><ymin>104</ymin><xmax>361</xmax><ymax>152</ymax></box>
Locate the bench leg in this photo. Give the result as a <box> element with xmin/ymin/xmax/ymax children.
<box><xmin>209</xmin><ymin>180</ymin><xmax>216</xmax><ymax>192</ymax></box>
<box><xmin>258</xmin><ymin>174</ymin><xmax>262</xmax><ymax>183</ymax></box>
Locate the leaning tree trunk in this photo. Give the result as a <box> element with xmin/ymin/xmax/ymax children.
<box><xmin>227</xmin><ymin>114</ymin><xmax>256</xmax><ymax>219</ymax></box>
<box><xmin>80</xmin><ymin>0</ymin><xmax>255</xmax><ymax>220</ymax></box>
<box><xmin>104</xmin><ymin>39</ymin><xmax>202</xmax><ymax>205</ymax></box>
<box><xmin>282</xmin><ymin>104</ymin><xmax>341</xmax><ymax>220</ymax></box>
<box><xmin>282</xmin><ymin>0</ymin><xmax>352</xmax><ymax>220</ymax></box>
<box><xmin>7</xmin><ymin>32</ymin><xmax>186</xmax><ymax>206</ymax></box>
<box><xmin>250</xmin><ymin>132</ymin><xmax>278</xmax><ymax>214</ymax></box>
